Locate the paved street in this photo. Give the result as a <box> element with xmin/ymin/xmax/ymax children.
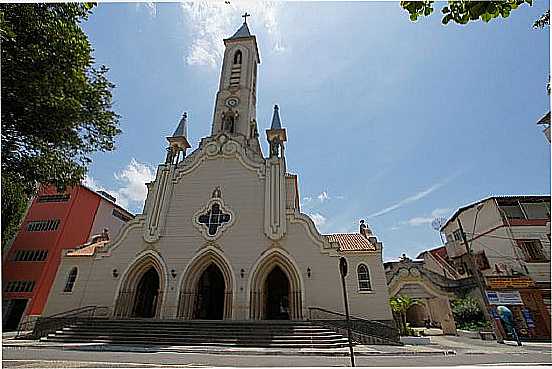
<box><xmin>3</xmin><ymin>335</ymin><xmax>551</xmax><ymax>367</ymax></box>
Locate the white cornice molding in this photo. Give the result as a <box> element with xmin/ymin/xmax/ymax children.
<box><xmin>173</xmin><ymin>134</ymin><xmax>265</xmax><ymax>184</ymax></box>
<box><xmin>288</xmin><ymin>211</ymin><xmax>338</xmax><ymax>256</ymax></box>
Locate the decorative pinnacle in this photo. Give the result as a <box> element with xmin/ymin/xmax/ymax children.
<box><xmin>270</xmin><ymin>104</ymin><xmax>282</xmax><ymax>130</ymax></box>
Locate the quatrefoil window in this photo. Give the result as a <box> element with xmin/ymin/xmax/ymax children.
<box><xmin>198</xmin><ymin>203</ymin><xmax>231</xmax><ymax>236</ymax></box>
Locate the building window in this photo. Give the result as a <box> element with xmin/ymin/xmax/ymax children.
<box><xmin>26</xmin><ymin>219</ymin><xmax>60</xmax><ymax>232</ymax></box>
<box><xmin>474</xmin><ymin>251</ymin><xmax>491</xmax><ymax>270</ymax></box>
<box><xmin>233</xmin><ymin>50</ymin><xmax>242</xmax><ymax>64</ymax></box>
<box><xmin>5</xmin><ymin>281</ymin><xmax>35</xmax><ymax>293</ymax></box>
<box><xmin>63</xmin><ymin>268</ymin><xmax>78</xmax><ymax>293</ymax></box>
<box><xmin>357</xmin><ymin>264</ymin><xmax>371</xmax><ymax>291</ymax></box>
<box><xmin>37</xmin><ymin>194</ymin><xmax>70</xmax><ymax>203</ymax></box>
<box><xmin>453</xmin><ymin>229</ymin><xmax>463</xmax><ymax>241</ymax></box>
<box><xmin>446</xmin><ymin>234</ymin><xmax>454</xmax><ymax>243</ymax></box>
<box><xmin>197</xmin><ymin>202</ymin><xmax>231</xmax><ymax>236</ymax></box>
<box><xmin>518</xmin><ymin>240</ymin><xmax>548</xmax><ymax>262</ymax></box>
<box><xmin>520</xmin><ymin>202</ymin><xmax>550</xmax><ymax>220</ymax></box>
<box><xmin>112</xmin><ymin>209</ymin><xmax>132</xmax><ymax>222</ymax></box>
<box><xmin>13</xmin><ymin>249</ymin><xmax>48</xmax><ymax>262</ymax></box>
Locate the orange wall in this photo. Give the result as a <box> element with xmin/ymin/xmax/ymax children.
<box><xmin>3</xmin><ymin>186</ymin><xmax>100</xmax><ymax>315</ymax></box>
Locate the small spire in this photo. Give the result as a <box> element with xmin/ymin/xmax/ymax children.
<box><xmin>172</xmin><ymin>112</ymin><xmax>188</xmax><ymax>138</ymax></box>
<box><xmin>271</xmin><ymin>105</ymin><xmax>282</xmax><ymax>130</ymax></box>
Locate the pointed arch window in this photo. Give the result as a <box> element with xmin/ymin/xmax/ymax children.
<box><xmin>63</xmin><ymin>267</ymin><xmax>78</xmax><ymax>293</ymax></box>
<box><xmin>357</xmin><ymin>264</ymin><xmax>371</xmax><ymax>291</ymax></box>
<box><xmin>233</xmin><ymin>50</ymin><xmax>242</xmax><ymax>64</ymax></box>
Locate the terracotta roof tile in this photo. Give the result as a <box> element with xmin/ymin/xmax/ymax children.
<box><xmin>67</xmin><ymin>240</ymin><xmax>109</xmax><ymax>257</ymax></box>
<box><xmin>325</xmin><ymin>233</ymin><xmax>376</xmax><ymax>252</ymax></box>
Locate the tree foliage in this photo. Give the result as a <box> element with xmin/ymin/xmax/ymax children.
<box><xmin>533</xmin><ymin>9</ymin><xmax>549</xmax><ymax>28</ymax></box>
<box><xmin>389</xmin><ymin>295</ymin><xmax>420</xmax><ymax>336</ymax></box>
<box><xmin>0</xmin><ymin>3</ymin><xmax>120</xmax><ymax>243</ymax></box>
<box><xmin>400</xmin><ymin>1</ymin><xmax>533</xmax><ymax>25</ymax></box>
<box><xmin>1</xmin><ymin>174</ymin><xmax>29</xmax><ymax>248</ymax></box>
<box><xmin>450</xmin><ymin>296</ymin><xmax>490</xmax><ymax>331</ymax></box>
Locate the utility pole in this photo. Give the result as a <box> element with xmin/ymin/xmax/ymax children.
<box><xmin>457</xmin><ymin>218</ymin><xmax>504</xmax><ymax>344</ymax></box>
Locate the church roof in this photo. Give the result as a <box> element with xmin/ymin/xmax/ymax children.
<box><xmin>271</xmin><ymin>105</ymin><xmax>282</xmax><ymax>129</ymax></box>
<box><xmin>325</xmin><ymin>233</ymin><xmax>376</xmax><ymax>252</ymax></box>
<box><xmin>229</xmin><ymin>22</ymin><xmax>251</xmax><ymax>39</ymax></box>
<box><xmin>172</xmin><ymin>112</ymin><xmax>188</xmax><ymax>137</ymax></box>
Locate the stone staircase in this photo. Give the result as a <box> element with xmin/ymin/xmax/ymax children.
<box><xmin>40</xmin><ymin>319</ymin><xmax>352</xmax><ymax>348</ymax></box>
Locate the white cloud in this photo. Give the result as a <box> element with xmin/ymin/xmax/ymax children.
<box><xmin>135</xmin><ymin>2</ymin><xmax>157</xmax><ymax>18</ymax></box>
<box><xmin>84</xmin><ymin>159</ymin><xmax>156</xmax><ymax>212</ymax></box>
<box><xmin>179</xmin><ymin>1</ymin><xmax>285</xmax><ymax>67</ymax></box>
<box><xmin>405</xmin><ymin>208</ymin><xmax>451</xmax><ymax>227</ymax></box>
<box><xmin>317</xmin><ymin>191</ymin><xmax>329</xmax><ymax>202</ymax></box>
<box><xmin>389</xmin><ymin>207</ymin><xmax>452</xmax><ymax>229</ymax></box>
<box><xmin>308</xmin><ymin>213</ymin><xmax>327</xmax><ymax>228</ymax></box>
<box><xmin>145</xmin><ymin>2</ymin><xmax>157</xmax><ymax>18</ymax></box>
<box><xmin>367</xmin><ymin>175</ymin><xmax>455</xmax><ymax>219</ymax></box>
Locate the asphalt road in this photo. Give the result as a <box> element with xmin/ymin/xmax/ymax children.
<box><xmin>2</xmin><ymin>346</ymin><xmax>552</xmax><ymax>368</ymax></box>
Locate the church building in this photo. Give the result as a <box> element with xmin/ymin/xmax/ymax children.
<box><xmin>42</xmin><ymin>19</ymin><xmax>393</xmax><ymax>326</ymax></box>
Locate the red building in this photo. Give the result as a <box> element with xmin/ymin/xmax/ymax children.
<box><xmin>2</xmin><ymin>185</ymin><xmax>133</xmax><ymax>331</ymax></box>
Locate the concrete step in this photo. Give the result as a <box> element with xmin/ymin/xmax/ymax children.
<box><xmin>43</xmin><ymin>337</ymin><xmax>349</xmax><ymax>348</ymax></box>
<box><xmin>58</xmin><ymin>330</ymin><xmax>344</xmax><ymax>339</ymax></box>
<box><xmin>42</xmin><ymin>319</ymin><xmax>352</xmax><ymax>348</ymax></box>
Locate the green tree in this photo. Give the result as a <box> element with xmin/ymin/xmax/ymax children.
<box><xmin>400</xmin><ymin>1</ymin><xmax>533</xmax><ymax>25</ymax></box>
<box><xmin>450</xmin><ymin>296</ymin><xmax>490</xmax><ymax>331</ymax></box>
<box><xmin>389</xmin><ymin>295</ymin><xmax>420</xmax><ymax>336</ymax></box>
<box><xmin>0</xmin><ymin>3</ymin><xmax>120</xmax><ymax>244</ymax></box>
<box><xmin>1</xmin><ymin>175</ymin><xmax>29</xmax><ymax>248</ymax></box>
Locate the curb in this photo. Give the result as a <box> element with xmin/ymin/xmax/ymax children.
<box><xmin>2</xmin><ymin>343</ymin><xmax>456</xmax><ymax>357</ymax></box>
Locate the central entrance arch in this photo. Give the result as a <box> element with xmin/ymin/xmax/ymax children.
<box><xmin>177</xmin><ymin>247</ymin><xmax>234</xmax><ymax>320</ymax></box>
<box><xmin>265</xmin><ymin>266</ymin><xmax>290</xmax><ymax>320</ymax></box>
<box><xmin>132</xmin><ymin>267</ymin><xmax>160</xmax><ymax>318</ymax></box>
<box><xmin>194</xmin><ymin>264</ymin><xmax>225</xmax><ymax>319</ymax></box>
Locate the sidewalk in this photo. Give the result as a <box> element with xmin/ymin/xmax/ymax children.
<box><xmin>428</xmin><ymin>335</ymin><xmax>552</xmax><ymax>355</ymax></box>
<box><xmin>2</xmin><ymin>338</ymin><xmax>455</xmax><ymax>357</ymax></box>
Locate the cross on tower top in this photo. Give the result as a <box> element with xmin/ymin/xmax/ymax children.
<box><xmin>242</xmin><ymin>12</ymin><xmax>250</xmax><ymax>23</ymax></box>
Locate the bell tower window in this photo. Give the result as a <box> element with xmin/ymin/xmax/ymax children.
<box><xmin>229</xmin><ymin>50</ymin><xmax>242</xmax><ymax>87</ymax></box>
<box><xmin>233</xmin><ymin>50</ymin><xmax>242</xmax><ymax>64</ymax></box>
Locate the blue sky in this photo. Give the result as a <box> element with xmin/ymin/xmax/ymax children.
<box><xmin>82</xmin><ymin>1</ymin><xmax>550</xmax><ymax>261</ymax></box>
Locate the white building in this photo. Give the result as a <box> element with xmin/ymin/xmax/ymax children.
<box><xmin>441</xmin><ymin>195</ymin><xmax>551</xmax><ymax>339</ymax></box>
<box><xmin>42</xmin><ymin>20</ymin><xmax>393</xmax><ymax>326</ymax></box>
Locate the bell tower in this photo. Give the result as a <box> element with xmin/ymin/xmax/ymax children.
<box><xmin>211</xmin><ymin>14</ymin><xmax>261</xmax><ymax>149</ymax></box>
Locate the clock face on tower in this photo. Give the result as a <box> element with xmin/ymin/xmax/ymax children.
<box><xmin>225</xmin><ymin>97</ymin><xmax>240</xmax><ymax>108</ymax></box>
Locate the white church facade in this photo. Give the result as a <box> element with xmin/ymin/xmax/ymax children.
<box><xmin>42</xmin><ymin>20</ymin><xmax>394</xmax><ymax>325</ymax></box>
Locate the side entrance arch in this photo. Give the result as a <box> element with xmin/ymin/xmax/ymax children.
<box><xmin>249</xmin><ymin>250</ymin><xmax>303</xmax><ymax>320</ymax></box>
<box><xmin>114</xmin><ymin>252</ymin><xmax>166</xmax><ymax>318</ymax></box>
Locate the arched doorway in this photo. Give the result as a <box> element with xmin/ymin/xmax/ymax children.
<box><xmin>249</xmin><ymin>250</ymin><xmax>303</xmax><ymax>320</ymax></box>
<box><xmin>177</xmin><ymin>248</ymin><xmax>234</xmax><ymax>320</ymax></box>
<box><xmin>132</xmin><ymin>267</ymin><xmax>160</xmax><ymax>318</ymax></box>
<box><xmin>113</xmin><ymin>252</ymin><xmax>166</xmax><ymax>318</ymax></box>
<box><xmin>406</xmin><ymin>302</ymin><xmax>429</xmax><ymax>327</ymax></box>
<box><xmin>194</xmin><ymin>264</ymin><xmax>225</xmax><ymax>320</ymax></box>
<box><xmin>265</xmin><ymin>266</ymin><xmax>290</xmax><ymax>320</ymax></box>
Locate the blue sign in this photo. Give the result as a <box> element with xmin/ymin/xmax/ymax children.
<box><xmin>522</xmin><ymin>308</ymin><xmax>535</xmax><ymax>328</ymax></box>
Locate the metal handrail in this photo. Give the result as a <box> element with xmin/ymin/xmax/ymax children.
<box><xmin>16</xmin><ymin>305</ymin><xmax>108</xmax><ymax>339</ymax></box>
<box><xmin>308</xmin><ymin>306</ymin><xmax>400</xmax><ymax>344</ymax></box>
